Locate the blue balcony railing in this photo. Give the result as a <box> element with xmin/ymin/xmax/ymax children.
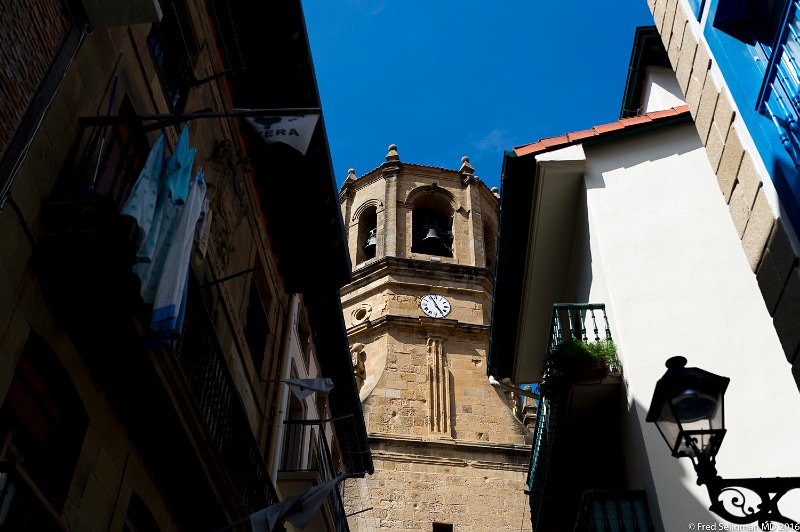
<box><xmin>526</xmin><ymin>396</ymin><xmax>557</xmax><ymax>528</ymax></box>
<box><xmin>757</xmin><ymin>0</ymin><xmax>800</xmax><ymax>172</ymax></box>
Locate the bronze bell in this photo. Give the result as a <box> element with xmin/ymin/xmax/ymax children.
<box><xmin>363</xmin><ymin>228</ymin><xmax>377</xmax><ymax>257</ymax></box>
<box><xmin>423</xmin><ymin>226</ymin><xmax>442</xmax><ymax>244</ymax></box>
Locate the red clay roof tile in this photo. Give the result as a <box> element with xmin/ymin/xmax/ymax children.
<box><xmin>512</xmin><ymin>106</ymin><xmax>691</xmax><ymax>157</ymax></box>
<box><xmin>539</xmin><ymin>135</ymin><xmax>570</xmax><ymax>148</ymax></box>
<box><xmin>593</xmin><ymin>122</ymin><xmax>624</xmax><ymax>134</ymax></box>
<box><xmin>566</xmin><ymin>129</ymin><xmax>596</xmax><ymax>142</ymax></box>
<box><xmin>619</xmin><ymin>114</ymin><xmax>652</xmax><ymax>126</ymax></box>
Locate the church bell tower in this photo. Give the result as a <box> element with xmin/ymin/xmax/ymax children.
<box><xmin>339</xmin><ymin>145</ymin><xmax>531</xmax><ymax>531</ymax></box>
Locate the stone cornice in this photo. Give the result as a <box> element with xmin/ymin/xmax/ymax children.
<box><xmin>346</xmin><ymin>314</ymin><xmax>490</xmax><ymax>337</ymax></box>
<box><xmin>368</xmin><ymin>432</ymin><xmax>530</xmax><ymax>461</ymax></box>
<box><xmin>344</xmin><ymin>256</ymin><xmax>494</xmax><ymax>295</ymax></box>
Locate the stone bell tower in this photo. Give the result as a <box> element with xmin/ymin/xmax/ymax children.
<box><xmin>339</xmin><ymin>146</ymin><xmax>531</xmax><ymax>531</ymax></box>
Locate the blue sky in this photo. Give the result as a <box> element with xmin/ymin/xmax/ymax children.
<box><xmin>304</xmin><ymin>1</ymin><xmax>655</xmax><ymax>189</ymax></box>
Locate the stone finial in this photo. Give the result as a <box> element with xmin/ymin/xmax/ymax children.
<box><xmin>460</xmin><ymin>155</ymin><xmax>475</xmax><ymax>175</ymax></box>
<box><xmin>344</xmin><ymin>168</ymin><xmax>356</xmax><ymax>183</ymax></box>
<box><xmin>386</xmin><ymin>144</ymin><xmax>400</xmax><ymax>162</ymax></box>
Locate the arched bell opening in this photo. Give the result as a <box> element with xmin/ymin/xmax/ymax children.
<box><xmin>411</xmin><ymin>193</ymin><xmax>454</xmax><ymax>257</ymax></box>
<box><xmin>356</xmin><ymin>206</ymin><xmax>378</xmax><ymax>263</ymax></box>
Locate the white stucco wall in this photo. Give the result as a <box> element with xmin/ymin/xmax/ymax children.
<box><xmin>577</xmin><ymin>122</ymin><xmax>800</xmax><ymax>528</ymax></box>
<box><xmin>642</xmin><ymin>66</ymin><xmax>686</xmax><ymax>113</ymax></box>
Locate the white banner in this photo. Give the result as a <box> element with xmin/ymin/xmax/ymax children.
<box><xmin>243</xmin><ymin>114</ymin><xmax>319</xmax><ymax>155</ymax></box>
<box><xmin>285</xmin><ymin>378</ymin><xmax>334</xmax><ymax>400</ymax></box>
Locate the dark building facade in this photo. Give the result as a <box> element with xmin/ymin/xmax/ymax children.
<box><xmin>0</xmin><ymin>0</ymin><xmax>370</xmax><ymax>530</ymax></box>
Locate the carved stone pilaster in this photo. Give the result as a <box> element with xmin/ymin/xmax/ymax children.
<box><xmin>427</xmin><ymin>337</ymin><xmax>451</xmax><ymax>436</ymax></box>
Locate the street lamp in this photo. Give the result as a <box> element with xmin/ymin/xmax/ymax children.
<box><xmin>647</xmin><ymin>357</ymin><xmax>800</xmax><ymax>527</ymax></box>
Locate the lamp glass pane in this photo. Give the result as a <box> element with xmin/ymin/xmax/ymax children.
<box><xmin>670</xmin><ymin>388</ymin><xmax>723</xmax><ymax>457</ymax></box>
<box><xmin>655</xmin><ymin>401</ymin><xmax>682</xmax><ymax>454</ymax></box>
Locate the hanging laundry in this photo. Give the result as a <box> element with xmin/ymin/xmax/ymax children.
<box><xmin>121</xmin><ymin>132</ymin><xmax>166</xmax><ymax>248</ymax></box>
<box><xmin>194</xmin><ymin>195</ymin><xmax>212</xmax><ymax>261</ymax></box>
<box><xmin>135</xmin><ymin>126</ymin><xmax>197</xmax><ymax>263</ymax></box>
<box><xmin>164</xmin><ymin>123</ymin><xmax>196</xmax><ymax>205</ymax></box>
<box><xmin>134</xmin><ymin>167</ymin><xmax>205</xmax><ymax>311</ymax></box>
<box><xmin>146</xmin><ymin>169</ymin><xmax>207</xmax><ymax>337</ymax></box>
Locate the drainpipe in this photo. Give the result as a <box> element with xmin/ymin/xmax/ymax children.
<box><xmin>266</xmin><ymin>293</ymin><xmax>300</xmax><ymax>483</ymax></box>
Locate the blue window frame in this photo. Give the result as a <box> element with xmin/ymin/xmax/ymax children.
<box><xmin>704</xmin><ymin>0</ymin><xmax>800</xmax><ymax>235</ymax></box>
<box><xmin>687</xmin><ymin>0</ymin><xmax>707</xmax><ymax>20</ymax></box>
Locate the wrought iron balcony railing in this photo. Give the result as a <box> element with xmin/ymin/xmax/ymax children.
<box><xmin>318</xmin><ymin>431</ymin><xmax>350</xmax><ymax>532</ymax></box>
<box><xmin>573</xmin><ymin>490</ymin><xmax>655</xmax><ymax>532</ymax></box>
<box><xmin>757</xmin><ymin>0</ymin><xmax>800</xmax><ymax>173</ymax></box>
<box><xmin>176</xmin><ymin>277</ymin><xmax>278</xmax><ymax>514</ymax></box>
<box><xmin>547</xmin><ymin>303</ymin><xmax>612</xmax><ymax>357</ymax></box>
<box><xmin>527</xmin><ymin>303</ymin><xmax>615</xmax><ymax>530</ymax></box>
<box><xmin>279</xmin><ymin>424</ymin><xmax>349</xmax><ymax>532</ymax></box>
<box><xmin>526</xmin><ymin>396</ymin><xmax>557</xmax><ymax>529</ymax></box>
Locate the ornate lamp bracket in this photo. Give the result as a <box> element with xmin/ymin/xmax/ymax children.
<box><xmin>703</xmin><ymin>476</ymin><xmax>800</xmax><ymax>527</ymax></box>
<box><xmin>684</xmin><ymin>435</ymin><xmax>800</xmax><ymax>527</ymax></box>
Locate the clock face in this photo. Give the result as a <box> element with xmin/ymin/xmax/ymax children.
<box><xmin>420</xmin><ymin>294</ymin><xmax>451</xmax><ymax>318</ymax></box>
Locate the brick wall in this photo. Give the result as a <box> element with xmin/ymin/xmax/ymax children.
<box><xmin>0</xmin><ymin>0</ymin><xmax>72</xmax><ymax>159</ymax></box>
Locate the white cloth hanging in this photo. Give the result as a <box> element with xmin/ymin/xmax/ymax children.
<box><xmin>249</xmin><ymin>473</ymin><xmax>346</xmax><ymax>531</ymax></box>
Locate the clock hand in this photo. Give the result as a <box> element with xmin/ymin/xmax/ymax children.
<box><xmin>433</xmin><ymin>300</ymin><xmax>445</xmax><ymax>314</ymax></box>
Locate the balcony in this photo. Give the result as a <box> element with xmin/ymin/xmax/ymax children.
<box><xmin>176</xmin><ymin>277</ymin><xmax>279</xmax><ymax>514</ymax></box>
<box><xmin>574</xmin><ymin>490</ymin><xmax>655</xmax><ymax>532</ymax></box>
<box><xmin>527</xmin><ymin>304</ymin><xmax>626</xmax><ymax>532</ymax></box>
<box><xmin>278</xmin><ymin>426</ymin><xmax>349</xmax><ymax>532</ymax></box>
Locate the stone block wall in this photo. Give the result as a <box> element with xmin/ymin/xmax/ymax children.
<box><xmin>344</xmin><ymin>440</ymin><xmax>530</xmax><ymax>532</ymax></box>
<box><xmin>0</xmin><ymin>0</ymin><xmax>72</xmax><ymax>159</ymax></box>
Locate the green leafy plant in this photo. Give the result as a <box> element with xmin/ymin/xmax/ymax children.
<box><xmin>540</xmin><ymin>337</ymin><xmax>619</xmax><ymax>398</ymax></box>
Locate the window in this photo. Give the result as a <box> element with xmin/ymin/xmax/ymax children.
<box><xmin>0</xmin><ymin>334</ymin><xmax>88</xmax><ymax>526</ymax></box>
<box><xmin>280</xmin><ymin>379</ymin><xmax>306</xmax><ymax>471</ymax></box>
<box><xmin>432</xmin><ymin>523</ymin><xmax>453</xmax><ymax>532</ymax></box>
<box><xmin>705</xmin><ymin>0</ymin><xmax>800</xmax><ymax>235</ymax></box>
<box><xmin>411</xmin><ymin>193</ymin><xmax>454</xmax><ymax>257</ymax></box>
<box><xmin>89</xmin><ymin>96</ymin><xmax>150</xmax><ymax>209</ymax></box>
<box><xmin>296</xmin><ymin>310</ymin><xmax>312</xmax><ymax>371</ymax></box>
<box><xmin>243</xmin><ymin>280</ymin><xmax>270</xmax><ymax>374</ymax></box>
<box><xmin>147</xmin><ymin>0</ymin><xmax>199</xmax><ymax>113</ymax></box>
<box><xmin>356</xmin><ymin>206</ymin><xmax>378</xmax><ymax>263</ymax></box>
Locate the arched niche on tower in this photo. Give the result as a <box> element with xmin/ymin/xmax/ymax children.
<box><xmin>351</xmin><ymin>199</ymin><xmax>382</xmax><ymax>265</ymax></box>
<box><xmin>406</xmin><ymin>185</ymin><xmax>457</xmax><ymax>258</ymax></box>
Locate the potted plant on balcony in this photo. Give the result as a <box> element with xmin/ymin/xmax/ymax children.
<box><xmin>540</xmin><ymin>336</ymin><xmax>619</xmax><ymax>398</ymax></box>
